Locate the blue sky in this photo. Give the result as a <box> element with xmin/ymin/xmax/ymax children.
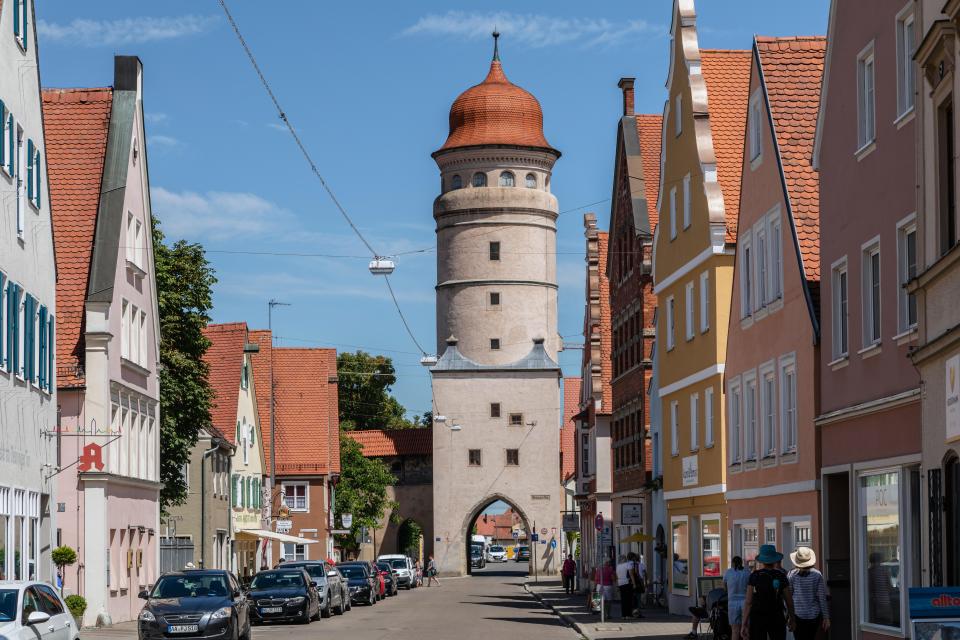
<box><xmin>36</xmin><ymin>1</ymin><xmax>828</xmax><ymax>418</ymax></box>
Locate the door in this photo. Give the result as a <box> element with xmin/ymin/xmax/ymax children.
<box><xmin>34</xmin><ymin>585</ymin><xmax>72</xmax><ymax>640</ymax></box>
<box><xmin>20</xmin><ymin>587</ymin><xmax>56</xmax><ymax>640</ymax></box>
<box><xmin>824</xmin><ymin>472</ymin><xmax>851</xmax><ymax>640</ymax></box>
<box><xmin>228</xmin><ymin>574</ymin><xmax>248</xmax><ymax>631</ymax></box>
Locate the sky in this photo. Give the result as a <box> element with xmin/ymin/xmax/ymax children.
<box><xmin>35</xmin><ymin>0</ymin><xmax>829</xmax><ymax>418</ymax></box>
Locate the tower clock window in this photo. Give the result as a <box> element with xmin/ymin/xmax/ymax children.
<box><xmin>509</xmin><ymin>413</ymin><xmax>523</xmax><ymax>426</ymax></box>
<box><xmin>490</xmin><ymin>403</ymin><xmax>501</xmax><ymax>418</ymax></box>
<box><xmin>525</xmin><ymin>173</ymin><xmax>536</xmax><ymax>188</ymax></box>
<box><xmin>468</xmin><ymin>449</ymin><xmax>482</xmax><ymax>466</ymax></box>
<box><xmin>499</xmin><ymin>171</ymin><xmax>515</xmax><ymax>187</ymax></box>
<box><xmin>451</xmin><ymin>174</ymin><xmax>462</xmax><ymax>190</ymax></box>
<box><xmin>489</xmin><ymin>241</ymin><xmax>501</xmax><ymax>261</ymax></box>
<box><xmin>506</xmin><ymin>449</ymin><xmax>519</xmax><ymax>466</ymax></box>
<box><xmin>490</xmin><ymin>338</ymin><xmax>501</xmax><ymax>350</ymax></box>
<box><xmin>472</xmin><ymin>172</ymin><xmax>487</xmax><ymax>187</ymax></box>
<box><xmin>489</xmin><ymin>292</ymin><xmax>501</xmax><ymax>306</ymax></box>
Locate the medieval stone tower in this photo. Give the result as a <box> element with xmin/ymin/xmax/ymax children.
<box><xmin>430</xmin><ymin>34</ymin><xmax>562</xmax><ymax>576</ymax></box>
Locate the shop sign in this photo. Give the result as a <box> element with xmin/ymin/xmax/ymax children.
<box><xmin>562</xmin><ymin>513</ymin><xmax>579</xmax><ymax>531</ymax></box>
<box><xmin>909</xmin><ymin>586</ymin><xmax>960</xmax><ymax>618</ymax></box>
<box><xmin>275</xmin><ymin>519</ymin><xmax>293</xmax><ymax>534</ymax></box>
<box><xmin>621</xmin><ymin>503</ymin><xmax>643</xmax><ymax>525</ymax></box>
<box><xmin>682</xmin><ymin>455</ymin><xmax>698</xmax><ymax>487</ymax></box>
<box><xmin>947</xmin><ymin>354</ymin><xmax>960</xmax><ymax>442</ymax></box>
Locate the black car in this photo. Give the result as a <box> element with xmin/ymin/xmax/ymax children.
<box><xmin>336</xmin><ymin>563</ymin><xmax>376</xmax><ymax>606</ymax></box>
<box><xmin>515</xmin><ymin>546</ymin><xmax>531</xmax><ymax>562</ymax></box>
<box><xmin>247</xmin><ymin>568</ymin><xmax>320</xmax><ymax>624</ymax></box>
<box><xmin>470</xmin><ymin>548</ymin><xmax>486</xmax><ymax>569</ymax></box>
<box><xmin>374</xmin><ymin>561</ymin><xmax>399</xmax><ymax>597</ymax></box>
<box><xmin>137</xmin><ymin>570</ymin><xmax>250</xmax><ymax>640</ymax></box>
<box><xmin>282</xmin><ymin>561</ymin><xmax>350</xmax><ymax>617</ymax></box>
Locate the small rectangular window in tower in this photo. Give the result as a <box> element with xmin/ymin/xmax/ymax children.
<box><xmin>506</xmin><ymin>449</ymin><xmax>519</xmax><ymax>466</ymax></box>
<box><xmin>468</xmin><ymin>449</ymin><xmax>482</xmax><ymax>466</ymax></box>
<box><xmin>489</xmin><ymin>241</ymin><xmax>501</xmax><ymax>261</ymax></box>
<box><xmin>489</xmin><ymin>291</ymin><xmax>501</xmax><ymax>306</ymax></box>
<box><xmin>490</xmin><ymin>403</ymin><xmax>501</xmax><ymax>418</ymax></box>
<box><xmin>509</xmin><ymin>413</ymin><xmax>523</xmax><ymax>426</ymax></box>
<box><xmin>490</xmin><ymin>338</ymin><xmax>500</xmax><ymax>350</ymax></box>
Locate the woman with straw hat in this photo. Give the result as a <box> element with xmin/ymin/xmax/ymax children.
<box><xmin>741</xmin><ymin>545</ymin><xmax>795</xmax><ymax>640</ymax></box>
<box><xmin>787</xmin><ymin>547</ymin><xmax>829</xmax><ymax>640</ymax></box>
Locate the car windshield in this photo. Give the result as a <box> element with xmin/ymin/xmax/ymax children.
<box><xmin>376</xmin><ymin>563</ymin><xmax>390</xmax><ymax>571</ymax></box>
<box><xmin>387</xmin><ymin>559</ymin><xmax>407</xmax><ymax>569</ymax></box>
<box><xmin>0</xmin><ymin>589</ymin><xmax>16</xmax><ymax>622</ymax></box>
<box><xmin>286</xmin><ymin>564</ymin><xmax>326</xmax><ymax>580</ymax></box>
<box><xmin>471</xmin><ymin>549</ymin><xmax>482</xmax><ymax>557</ymax></box>
<box><xmin>490</xmin><ymin>546</ymin><xmax>504</xmax><ymax>552</ymax></box>
<box><xmin>249</xmin><ymin>572</ymin><xmax>305</xmax><ymax>590</ymax></box>
<box><xmin>337</xmin><ymin>565</ymin><xmax>366</xmax><ymax>579</ymax></box>
<box><xmin>151</xmin><ymin>574</ymin><xmax>229</xmax><ymax>599</ymax></box>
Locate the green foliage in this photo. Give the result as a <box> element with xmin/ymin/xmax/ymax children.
<box><xmin>337</xmin><ymin>351</ymin><xmax>414</xmax><ymax>430</ymax></box>
<box><xmin>412</xmin><ymin>411</ymin><xmax>433</xmax><ymax>428</ymax></box>
<box><xmin>64</xmin><ymin>595</ymin><xmax>87</xmax><ymax>619</ymax></box>
<box><xmin>334</xmin><ymin>434</ymin><xmax>398</xmax><ymax>552</ymax></box>
<box><xmin>397</xmin><ymin>520</ymin><xmax>423</xmax><ymax>557</ymax></box>
<box><xmin>51</xmin><ymin>546</ymin><xmax>77</xmax><ymax>569</ymax></box>
<box><xmin>153</xmin><ymin>217</ymin><xmax>217</xmax><ymax>511</ymax></box>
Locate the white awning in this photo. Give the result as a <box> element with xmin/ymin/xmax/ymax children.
<box><xmin>235</xmin><ymin>529</ymin><xmax>318</xmax><ymax>545</ymax></box>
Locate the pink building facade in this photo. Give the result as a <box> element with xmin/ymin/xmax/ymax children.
<box><xmin>46</xmin><ymin>57</ymin><xmax>161</xmax><ymax>626</ymax></box>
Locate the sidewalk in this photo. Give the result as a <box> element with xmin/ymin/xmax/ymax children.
<box><xmin>525</xmin><ymin>579</ymin><xmax>691</xmax><ymax>640</ymax></box>
<box><xmin>79</xmin><ymin>620</ymin><xmax>138</xmax><ymax>640</ymax></box>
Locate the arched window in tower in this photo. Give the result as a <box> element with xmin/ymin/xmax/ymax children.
<box><xmin>525</xmin><ymin>173</ymin><xmax>537</xmax><ymax>188</ymax></box>
<box><xmin>451</xmin><ymin>174</ymin><xmax>462</xmax><ymax>190</ymax></box>
<box><xmin>472</xmin><ymin>172</ymin><xmax>487</xmax><ymax>187</ymax></box>
<box><xmin>499</xmin><ymin>171</ymin><xmax>515</xmax><ymax>187</ymax></box>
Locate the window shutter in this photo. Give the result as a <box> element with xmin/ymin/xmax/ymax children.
<box><xmin>0</xmin><ymin>101</ymin><xmax>5</xmax><ymax>169</ymax></box>
<box><xmin>33</xmin><ymin>151</ymin><xmax>40</xmax><ymax>208</ymax></box>
<box><xmin>26</xmin><ymin>140</ymin><xmax>33</xmax><ymax>202</ymax></box>
<box><xmin>27</xmin><ymin>295</ymin><xmax>35</xmax><ymax>382</ymax></box>
<box><xmin>12</xmin><ymin>284</ymin><xmax>20</xmax><ymax>376</ymax></box>
<box><xmin>46</xmin><ymin>315</ymin><xmax>54</xmax><ymax>391</ymax></box>
<box><xmin>5</xmin><ymin>282</ymin><xmax>12</xmax><ymax>371</ymax></box>
<box><xmin>7</xmin><ymin>116</ymin><xmax>14</xmax><ymax>179</ymax></box>
<box><xmin>230</xmin><ymin>475</ymin><xmax>237</xmax><ymax>507</ymax></box>
<box><xmin>13</xmin><ymin>0</ymin><xmax>20</xmax><ymax>39</ymax></box>
<box><xmin>37</xmin><ymin>305</ymin><xmax>45</xmax><ymax>389</ymax></box>
<box><xmin>20</xmin><ymin>1</ymin><xmax>27</xmax><ymax>51</ymax></box>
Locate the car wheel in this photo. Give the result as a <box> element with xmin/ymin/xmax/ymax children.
<box><xmin>320</xmin><ymin>595</ymin><xmax>332</xmax><ymax>619</ymax></box>
<box><xmin>344</xmin><ymin>592</ymin><xmax>352</xmax><ymax>611</ymax></box>
<box><xmin>310</xmin><ymin>600</ymin><xmax>322</xmax><ymax>622</ymax></box>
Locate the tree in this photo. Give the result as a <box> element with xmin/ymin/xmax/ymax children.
<box><xmin>334</xmin><ymin>434</ymin><xmax>398</xmax><ymax>553</ymax></box>
<box><xmin>413</xmin><ymin>411</ymin><xmax>433</xmax><ymax>428</ymax></box>
<box><xmin>337</xmin><ymin>351</ymin><xmax>414</xmax><ymax>430</ymax></box>
<box><xmin>51</xmin><ymin>546</ymin><xmax>77</xmax><ymax>594</ymax></box>
<box><xmin>153</xmin><ymin>217</ymin><xmax>217</xmax><ymax>511</ymax></box>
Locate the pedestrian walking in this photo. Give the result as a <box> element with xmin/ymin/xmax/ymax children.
<box><xmin>426</xmin><ymin>555</ymin><xmax>440</xmax><ymax>587</ymax></box>
<box><xmin>724</xmin><ymin>556</ymin><xmax>750</xmax><ymax>640</ymax></box>
<box><xmin>562</xmin><ymin>554</ymin><xmax>576</xmax><ymax>594</ymax></box>
<box><xmin>741</xmin><ymin>545</ymin><xmax>795</xmax><ymax>640</ymax></box>
<box><xmin>616</xmin><ymin>555</ymin><xmax>635</xmax><ymax>619</ymax></box>
<box><xmin>628</xmin><ymin>552</ymin><xmax>646</xmax><ymax>618</ymax></box>
<box><xmin>787</xmin><ymin>547</ymin><xmax>830</xmax><ymax>640</ymax></box>
<box><xmin>596</xmin><ymin>558</ymin><xmax>616</xmax><ymax>619</ymax></box>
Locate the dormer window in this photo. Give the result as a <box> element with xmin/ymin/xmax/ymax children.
<box><xmin>499</xmin><ymin>171</ymin><xmax>515</xmax><ymax>187</ymax></box>
<box><xmin>472</xmin><ymin>172</ymin><xmax>487</xmax><ymax>187</ymax></box>
<box><xmin>525</xmin><ymin>173</ymin><xmax>536</xmax><ymax>188</ymax></box>
<box><xmin>451</xmin><ymin>174</ymin><xmax>462</xmax><ymax>190</ymax></box>
<box><xmin>13</xmin><ymin>0</ymin><xmax>28</xmax><ymax>50</ymax></box>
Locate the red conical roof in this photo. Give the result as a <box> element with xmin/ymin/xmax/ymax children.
<box><xmin>436</xmin><ymin>58</ymin><xmax>556</xmax><ymax>155</ymax></box>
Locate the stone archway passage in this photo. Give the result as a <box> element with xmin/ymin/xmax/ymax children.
<box><xmin>397</xmin><ymin>518</ymin><xmax>425</xmax><ymax>564</ymax></box>
<box><xmin>462</xmin><ymin>495</ymin><xmax>537</xmax><ymax>577</ymax></box>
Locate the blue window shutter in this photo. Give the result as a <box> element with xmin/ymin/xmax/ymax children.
<box><xmin>26</xmin><ymin>140</ymin><xmax>33</xmax><ymax>202</ymax></box>
<box><xmin>0</xmin><ymin>101</ymin><xmax>5</xmax><ymax>169</ymax></box>
<box><xmin>22</xmin><ymin>2</ymin><xmax>28</xmax><ymax>52</ymax></box>
<box><xmin>37</xmin><ymin>305</ymin><xmax>46</xmax><ymax>388</ymax></box>
<box><xmin>0</xmin><ymin>273</ymin><xmax>4</xmax><ymax>372</ymax></box>
<box><xmin>23</xmin><ymin>295</ymin><xmax>31</xmax><ymax>382</ymax></box>
<box><xmin>13</xmin><ymin>0</ymin><xmax>20</xmax><ymax>39</ymax></box>
<box><xmin>7</xmin><ymin>116</ymin><xmax>13</xmax><ymax>177</ymax></box>
<box><xmin>4</xmin><ymin>282</ymin><xmax>12</xmax><ymax>372</ymax></box>
<box><xmin>12</xmin><ymin>284</ymin><xmax>20</xmax><ymax>376</ymax></box>
<box><xmin>34</xmin><ymin>151</ymin><xmax>40</xmax><ymax>208</ymax></box>
<box><xmin>47</xmin><ymin>315</ymin><xmax>54</xmax><ymax>391</ymax></box>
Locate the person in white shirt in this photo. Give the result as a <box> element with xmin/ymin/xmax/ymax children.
<box><xmin>615</xmin><ymin>555</ymin><xmax>635</xmax><ymax>619</ymax></box>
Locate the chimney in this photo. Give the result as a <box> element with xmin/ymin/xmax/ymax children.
<box><xmin>618</xmin><ymin>77</ymin><xmax>635</xmax><ymax>116</ymax></box>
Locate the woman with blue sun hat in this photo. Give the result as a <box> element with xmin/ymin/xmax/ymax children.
<box><xmin>740</xmin><ymin>544</ymin><xmax>796</xmax><ymax>640</ymax></box>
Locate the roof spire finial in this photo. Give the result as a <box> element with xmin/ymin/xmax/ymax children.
<box><xmin>492</xmin><ymin>29</ymin><xmax>500</xmax><ymax>62</ymax></box>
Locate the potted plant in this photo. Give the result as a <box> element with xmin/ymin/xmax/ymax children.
<box><xmin>64</xmin><ymin>595</ymin><xmax>86</xmax><ymax>628</ymax></box>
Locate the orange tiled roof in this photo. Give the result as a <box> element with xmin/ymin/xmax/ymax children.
<box><xmin>755</xmin><ymin>36</ymin><xmax>825</xmax><ymax>283</ymax></box>
<box><xmin>561</xmin><ymin>377</ymin><xmax>582</xmax><ymax>481</ymax></box>
<box><xmin>437</xmin><ymin>60</ymin><xmax>554</xmax><ymax>153</ymax></box>
<box><xmin>43</xmin><ymin>88</ymin><xmax>113</xmax><ymax>387</ymax></box>
<box><xmin>700</xmin><ymin>50</ymin><xmax>752</xmax><ymax>242</ymax></box>
<box><xmin>345</xmin><ymin>428</ymin><xmax>432</xmax><ymax>457</ymax></box>
<box><xmin>636</xmin><ymin>115</ymin><xmax>663</xmax><ymax>228</ymax></box>
<box><xmin>202</xmin><ymin>322</ymin><xmax>248</xmax><ymax>445</ymax></box>
<box><xmin>598</xmin><ymin>232</ymin><xmax>613</xmax><ymax>413</ymax></box>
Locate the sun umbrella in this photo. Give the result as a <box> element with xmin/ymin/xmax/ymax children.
<box><xmin>619</xmin><ymin>532</ymin><xmax>655</xmax><ymax>543</ymax></box>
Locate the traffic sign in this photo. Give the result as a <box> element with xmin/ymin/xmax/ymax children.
<box><xmin>540</xmin><ymin>527</ymin><xmax>547</xmax><ymax>535</ymax></box>
<box><xmin>550</xmin><ymin>539</ymin><xmax>557</xmax><ymax>549</ymax></box>
<box><xmin>595</xmin><ymin>513</ymin><xmax>604</xmax><ymax>531</ymax></box>
<box><xmin>512</xmin><ymin>531</ymin><xmax>519</xmax><ymax>539</ymax></box>
<box><xmin>531</xmin><ymin>533</ymin><xmax>539</xmax><ymax>542</ymax></box>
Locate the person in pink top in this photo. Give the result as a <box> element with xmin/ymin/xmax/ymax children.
<box><xmin>595</xmin><ymin>559</ymin><xmax>615</xmax><ymax>619</ymax></box>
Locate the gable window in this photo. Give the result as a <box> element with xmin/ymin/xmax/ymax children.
<box><xmin>506</xmin><ymin>449</ymin><xmax>519</xmax><ymax>466</ymax></box>
<box><xmin>756</xmin><ymin>223</ymin><xmax>768</xmax><ymax>309</ymax></box>
<box><xmin>675</xmin><ymin>94</ymin><xmax>682</xmax><ymax>136</ymax></box>
<box><xmin>0</xmin><ymin>102</ymin><xmax>9</xmax><ymax>175</ymax></box>
<box><xmin>451</xmin><ymin>174</ymin><xmax>462</xmax><ymax>190</ymax></box>
<box><xmin>26</xmin><ymin>139</ymin><xmax>40</xmax><ymax>209</ymax></box>
<box><xmin>489</xmin><ymin>291</ymin><xmax>500</xmax><ymax>306</ymax></box>
<box><xmin>281</xmin><ymin>482</ymin><xmax>308</xmax><ymax>511</ymax></box>
<box><xmin>581</xmin><ymin>433</ymin><xmax>589</xmax><ymax>476</ymax></box>
<box><xmin>690</xmin><ymin>392</ymin><xmax>699</xmax><ymax>451</ymax></box>
<box><xmin>472</xmin><ymin>172</ymin><xmax>487</xmax><ymax>187</ymax></box>
<box><xmin>121</xmin><ymin>300</ymin><xmax>130</xmax><ymax>360</ymax></box>
<box><xmin>509</xmin><ymin>413</ymin><xmax>523</xmax><ymax>426</ymax></box>
<box><xmin>769</xmin><ymin>214</ymin><xmax>782</xmax><ymax>301</ymax></box>
<box><xmin>684</xmin><ymin>281</ymin><xmax>695</xmax><ymax>341</ymax></box>
<box><xmin>240</xmin><ymin>360</ymin><xmax>249</xmax><ymax>390</ymax></box>
<box><xmin>895</xmin><ymin>8</ymin><xmax>916</xmax><ymax>118</ymax></box>
<box><xmin>489</xmin><ymin>241</ymin><xmax>500</xmax><ymax>261</ymax></box>
<box><xmin>525</xmin><ymin>173</ymin><xmax>536</xmax><ymax>188</ymax></box>
<box><xmin>744</xmin><ymin>374</ymin><xmax>758</xmax><ymax>461</ymax></box>
<box><xmin>832</xmin><ymin>258</ymin><xmax>849</xmax><ymax>358</ymax></box>
<box><xmin>761</xmin><ymin>365</ymin><xmax>776</xmax><ymax>457</ymax></box>
<box><xmin>729</xmin><ymin>380</ymin><xmax>742</xmax><ymax>464</ymax></box>
<box><xmin>468</xmin><ymin>449</ymin><xmax>482</xmax><ymax>466</ymax></box>
<box><xmin>741</xmin><ymin>237</ymin><xmax>753</xmax><ymax>318</ymax></box>
<box><xmin>857</xmin><ymin>44</ymin><xmax>876</xmax><ymax>150</ymax></box>
<box><xmin>862</xmin><ymin>240</ymin><xmax>881</xmax><ymax>347</ymax></box>
<box><xmin>749</xmin><ymin>91</ymin><xmax>763</xmax><ymax>162</ymax></box>
<box><xmin>13</xmin><ymin>0</ymin><xmax>27</xmax><ymax>50</ymax></box>
<box><xmin>490</xmin><ymin>338</ymin><xmax>500</xmax><ymax>350</ymax></box>
<box><xmin>780</xmin><ymin>355</ymin><xmax>797</xmax><ymax>454</ymax></box>
<box><xmin>669</xmin><ymin>187</ymin><xmax>678</xmax><ymax>240</ymax></box>
<box><xmin>666</xmin><ymin>295</ymin><xmax>676</xmax><ymax>351</ymax></box>
<box><xmin>699</xmin><ymin>271</ymin><xmax>710</xmax><ymax>333</ymax></box>
<box><xmin>670</xmin><ymin>400</ymin><xmax>679</xmax><ymax>456</ymax></box>
<box><xmin>15</xmin><ymin>125</ymin><xmax>24</xmax><ymax>238</ymax></box>
<box><xmin>499</xmin><ymin>171</ymin><xmax>515</xmax><ymax>187</ymax></box>
<box><xmin>897</xmin><ymin>217</ymin><xmax>917</xmax><ymax>332</ymax></box>
<box><xmin>490</xmin><ymin>403</ymin><xmax>501</xmax><ymax>418</ymax></box>
<box><xmin>682</xmin><ymin>174</ymin><xmax>691</xmax><ymax>229</ymax></box>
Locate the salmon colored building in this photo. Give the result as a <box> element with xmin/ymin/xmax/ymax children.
<box><xmin>724</xmin><ymin>36</ymin><xmax>825</xmax><ymax>569</ymax></box>
<box><xmin>652</xmin><ymin>0</ymin><xmax>750</xmax><ymax>613</ymax></box>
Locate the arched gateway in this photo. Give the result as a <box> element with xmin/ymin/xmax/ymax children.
<box><xmin>429</xmin><ymin>34</ymin><xmax>562</xmax><ymax>576</ymax></box>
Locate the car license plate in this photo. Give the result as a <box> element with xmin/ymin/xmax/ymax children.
<box><xmin>167</xmin><ymin>625</ymin><xmax>199</xmax><ymax>633</ymax></box>
<box><xmin>260</xmin><ymin>607</ymin><xmax>283</xmax><ymax>614</ymax></box>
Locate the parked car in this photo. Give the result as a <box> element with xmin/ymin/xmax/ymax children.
<box><xmin>282</xmin><ymin>561</ymin><xmax>349</xmax><ymax>617</ymax></box>
<box><xmin>350</xmin><ymin>561</ymin><xmax>385</xmax><ymax>600</ymax></box>
<box><xmin>246</xmin><ymin>568</ymin><xmax>320</xmax><ymax>625</ymax></box>
<box><xmin>377</xmin><ymin>554</ymin><xmax>415</xmax><ymax>589</ymax></box>
<box><xmin>485</xmin><ymin>545</ymin><xmax>507</xmax><ymax>563</ymax></box>
<box><xmin>137</xmin><ymin>570</ymin><xmax>251</xmax><ymax>640</ymax></box>
<box><xmin>374</xmin><ymin>562</ymin><xmax>399</xmax><ymax>597</ymax></box>
<box><xmin>515</xmin><ymin>546</ymin><xmax>531</xmax><ymax>562</ymax></box>
<box><xmin>336</xmin><ymin>563</ymin><xmax>376</xmax><ymax>606</ymax></box>
<box><xmin>470</xmin><ymin>547</ymin><xmax>486</xmax><ymax>569</ymax></box>
<box><xmin>0</xmin><ymin>581</ymin><xmax>80</xmax><ymax>640</ymax></box>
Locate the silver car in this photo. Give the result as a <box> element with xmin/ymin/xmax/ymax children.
<box><xmin>0</xmin><ymin>581</ymin><xmax>79</xmax><ymax>640</ymax></box>
<box><xmin>282</xmin><ymin>561</ymin><xmax>350</xmax><ymax>617</ymax></box>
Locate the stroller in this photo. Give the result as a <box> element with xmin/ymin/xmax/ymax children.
<box><xmin>706</xmin><ymin>588</ymin><xmax>731</xmax><ymax>640</ymax></box>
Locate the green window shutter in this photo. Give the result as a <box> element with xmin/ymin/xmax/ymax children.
<box><xmin>24</xmin><ymin>295</ymin><xmax>32</xmax><ymax>382</ymax></box>
<box><xmin>26</xmin><ymin>140</ymin><xmax>33</xmax><ymax>202</ymax></box>
<box><xmin>11</xmin><ymin>284</ymin><xmax>20</xmax><ymax>376</ymax></box>
<box><xmin>33</xmin><ymin>150</ymin><xmax>40</xmax><ymax>208</ymax></box>
<box><xmin>13</xmin><ymin>0</ymin><xmax>20</xmax><ymax>39</ymax></box>
<box><xmin>46</xmin><ymin>315</ymin><xmax>54</xmax><ymax>391</ymax></box>
<box><xmin>0</xmin><ymin>273</ymin><xmax>5</xmax><ymax>372</ymax></box>
<box><xmin>37</xmin><ymin>305</ymin><xmax>46</xmax><ymax>388</ymax></box>
<box><xmin>0</xmin><ymin>102</ymin><xmax>5</xmax><ymax>169</ymax></box>
<box><xmin>230</xmin><ymin>474</ymin><xmax>237</xmax><ymax>507</ymax></box>
<box><xmin>236</xmin><ymin>421</ymin><xmax>241</xmax><ymax>442</ymax></box>
<box><xmin>254</xmin><ymin>479</ymin><xmax>260</xmax><ymax>509</ymax></box>
<box><xmin>4</xmin><ymin>281</ymin><xmax>12</xmax><ymax>372</ymax></box>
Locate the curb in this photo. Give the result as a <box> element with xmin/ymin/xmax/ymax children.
<box><xmin>523</xmin><ymin>581</ymin><xmax>589</xmax><ymax>638</ymax></box>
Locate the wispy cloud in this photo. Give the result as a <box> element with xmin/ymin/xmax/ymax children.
<box><xmin>144</xmin><ymin>112</ymin><xmax>168</xmax><ymax>125</ymax></box>
<box><xmin>402</xmin><ymin>11</ymin><xmax>659</xmax><ymax>48</ymax></box>
<box><xmin>266</xmin><ymin>122</ymin><xmax>287</xmax><ymax>132</ymax></box>
<box><xmin>38</xmin><ymin>14</ymin><xmax>217</xmax><ymax>47</ymax></box>
<box><xmin>152</xmin><ymin>187</ymin><xmax>296</xmax><ymax>241</ymax></box>
<box><xmin>150</xmin><ymin>135</ymin><xmax>180</xmax><ymax>148</ymax></box>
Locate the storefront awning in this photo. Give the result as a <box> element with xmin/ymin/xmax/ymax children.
<box><xmin>236</xmin><ymin>529</ymin><xmax>318</xmax><ymax>545</ymax></box>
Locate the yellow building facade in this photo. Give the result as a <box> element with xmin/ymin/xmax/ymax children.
<box><xmin>652</xmin><ymin>0</ymin><xmax>749</xmax><ymax>613</ymax></box>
